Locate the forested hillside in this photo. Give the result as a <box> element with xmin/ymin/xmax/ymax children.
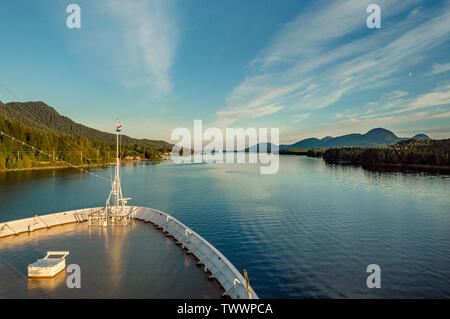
<box><xmin>0</xmin><ymin>117</ymin><xmax>163</xmax><ymax>170</ymax></box>
<box><xmin>0</xmin><ymin>101</ymin><xmax>172</xmax><ymax>151</ymax></box>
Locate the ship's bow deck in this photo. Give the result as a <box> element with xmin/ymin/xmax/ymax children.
<box><xmin>0</xmin><ymin>221</ymin><xmax>223</xmax><ymax>298</ymax></box>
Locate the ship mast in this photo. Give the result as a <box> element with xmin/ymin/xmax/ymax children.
<box><xmin>111</xmin><ymin>119</ymin><xmax>123</xmax><ymax>212</ymax></box>
<box><xmin>89</xmin><ymin>119</ymin><xmax>131</xmax><ymax>227</ymax></box>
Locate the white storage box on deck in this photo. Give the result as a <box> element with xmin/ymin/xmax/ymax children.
<box><xmin>28</xmin><ymin>251</ymin><xmax>69</xmax><ymax>278</ymax></box>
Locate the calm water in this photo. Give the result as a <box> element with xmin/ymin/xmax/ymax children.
<box><xmin>1</xmin><ymin>156</ymin><xmax>449</xmax><ymax>298</ymax></box>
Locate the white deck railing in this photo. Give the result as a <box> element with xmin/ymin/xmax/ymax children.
<box><xmin>130</xmin><ymin>206</ymin><xmax>258</xmax><ymax>299</ymax></box>
<box><xmin>0</xmin><ymin>208</ymin><xmax>102</xmax><ymax>237</ymax></box>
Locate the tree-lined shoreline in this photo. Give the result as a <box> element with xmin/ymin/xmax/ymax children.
<box><xmin>281</xmin><ymin>138</ymin><xmax>450</xmax><ymax>172</ymax></box>
<box><xmin>0</xmin><ymin>117</ymin><xmax>167</xmax><ymax>171</ymax></box>
<box><xmin>322</xmin><ymin>139</ymin><xmax>450</xmax><ymax>167</ymax></box>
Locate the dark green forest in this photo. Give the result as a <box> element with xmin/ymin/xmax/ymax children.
<box><xmin>0</xmin><ymin>117</ymin><xmax>164</xmax><ymax>170</ymax></box>
<box><xmin>0</xmin><ymin>101</ymin><xmax>173</xmax><ymax>151</ymax></box>
<box><xmin>323</xmin><ymin>139</ymin><xmax>450</xmax><ymax>166</ymax></box>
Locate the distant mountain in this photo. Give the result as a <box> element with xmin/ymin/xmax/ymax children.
<box><xmin>321</xmin><ymin>136</ymin><xmax>333</xmax><ymax>142</ymax></box>
<box><xmin>242</xmin><ymin>128</ymin><xmax>431</xmax><ymax>151</ymax></box>
<box><xmin>411</xmin><ymin>134</ymin><xmax>431</xmax><ymax>140</ymax></box>
<box><xmin>0</xmin><ymin>101</ymin><xmax>172</xmax><ymax>151</ymax></box>
<box><xmin>279</xmin><ymin>128</ymin><xmax>430</xmax><ymax>149</ymax></box>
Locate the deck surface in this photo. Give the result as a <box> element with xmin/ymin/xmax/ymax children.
<box><xmin>0</xmin><ymin>221</ymin><xmax>223</xmax><ymax>298</ymax></box>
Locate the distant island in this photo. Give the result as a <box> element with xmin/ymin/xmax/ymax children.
<box><xmin>248</xmin><ymin>128</ymin><xmax>449</xmax><ymax>172</ymax></box>
<box><xmin>0</xmin><ymin>101</ymin><xmax>173</xmax><ymax>171</ymax></box>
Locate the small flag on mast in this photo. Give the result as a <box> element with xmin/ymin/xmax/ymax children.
<box><xmin>116</xmin><ymin>120</ymin><xmax>122</xmax><ymax>132</ymax></box>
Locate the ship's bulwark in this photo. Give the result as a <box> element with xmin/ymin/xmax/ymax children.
<box><xmin>0</xmin><ymin>206</ymin><xmax>257</xmax><ymax>299</ymax></box>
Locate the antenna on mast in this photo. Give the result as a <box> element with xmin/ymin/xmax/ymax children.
<box><xmin>88</xmin><ymin>119</ymin><xmax>131</xmax><ymax>227</ymax></box>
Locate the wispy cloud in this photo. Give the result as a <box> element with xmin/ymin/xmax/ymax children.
<box><xmin>384</xmin><ymin>90</ymin><xmax>409</xmax><ymax>100</ymax></box>
<box><xmin>293</xmin><ymin>112</ymin><xmax>311</xmax><ymax>123</ymax></box>
<box><xmin>427</xmin><ymin>63</ymin><xmax>450</xmax><ymax>76</ymax></box>
<box><xmin>72</xmin><ymin>0</ymin><xmax>178</xmax><ymax>97</ymax></box>
<box><xmin>108</xmin><ymin>0</ymin><xmax>178</xmax><ymax>95</ymax></box>
<box><xmin>215</xmin><ymin>0</ymin><xmax>450</xmax><ymax>128</ymax></box>
<box><xmin>213</xmin><ymin>77</ymin><xmax>306</xmax><ymax>126</ymax></box>
<box><xmin>214</xmin><ymin>104</ymin><xmax>284</xmax><ymax>128</ymax></box>
<box><xmin>398</xmin><ymin>85</ymin><xmax>450</xmax><ymax>112</ymax></box>
<box><xmin>343</xmin><ymin>109</ymin><xmax>450</xmax><ymax>127</ymax></box>
<box><xmin>332</xmin><ymin>84</ymin><xmax>450</xmax><ymax>123</ymax></box>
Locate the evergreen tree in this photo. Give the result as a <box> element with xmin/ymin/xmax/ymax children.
<box><xmin>0</xmin><ymin>156</ymin><xmax>6</xmax><ymax>170</ymax></box>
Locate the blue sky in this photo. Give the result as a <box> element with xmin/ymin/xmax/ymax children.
<box><xmin>0</xmin><ymin>0</ymin><xmax>449</xmax><ymax>143</ymax></box>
